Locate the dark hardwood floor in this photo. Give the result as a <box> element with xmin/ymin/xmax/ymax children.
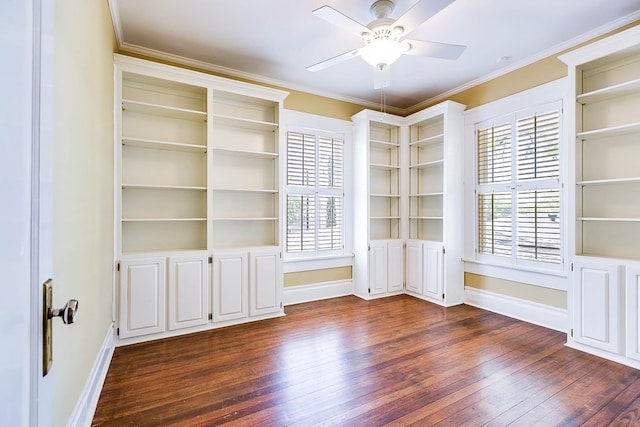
<box><xmin>93</xmin><ymin>295</ymin><xmax>640</xmax><ymax>426</ymax></box>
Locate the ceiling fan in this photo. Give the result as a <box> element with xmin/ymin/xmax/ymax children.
<box><xmin>307</xmin><ymin>0</ymin><xmax>466</xmax><ymax>89</ymax></box>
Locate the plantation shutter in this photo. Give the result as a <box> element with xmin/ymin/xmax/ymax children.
<box><xmin>477</xmin><ymin>122</ymin><xmax>512</xmax><ymax>257</ymax></box>
<box><xmin>516</xmin><ymin>110</ymin><xmax>561</xmax><ymax>264</ymax></box>
<box><xmin>475</xmin><ymin>104</ymin><xmax>562</xmax><ymax>266</ymax></box>
<box><xmin>286</xmin><ymin>131</ymin><xmax>343</xmax><ymax>255</ymax></box>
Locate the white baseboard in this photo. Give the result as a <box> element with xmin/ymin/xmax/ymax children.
<box><xmin>464</xmin><ymin>287</ymin><xmax>568</xmax><ymax>332</ymax></box>
<box><xmin>67</xmin><ymin>323</ymin><xmax>115</xmax><ymax>427</ymax></box>
<box><xmin>284</xmin><ymin>280</ymin><xmax>353</xmax><ymax>306</ymax></box>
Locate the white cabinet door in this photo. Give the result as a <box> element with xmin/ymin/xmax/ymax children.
<box><xmin>249</xmin><ymin>249</ymin><xmax>282</xmax><ymax>316</ymax></box>
<box><xmin>168</xmin><ymin>254</ymin><xmax>209</xmax><ymax>331</ymax></box>
<box><xmin>626</xmin><ymin>264</ymin><xmax>640</xmax><ymax>362</ymax></box>
<box><xmin>405</xmin><ymin>240</ymin><xmax>423</xmax><ymax>294</ymax></box>
<box><xmin>369</xmin><ymin>241</ymin><xmax>388</xmax><ymax>295</ymax></box>
<box><xmin>119</xmin><ymin>257</ymin><xmax>166</xmax><ymax>339</ymax></box>
<box><xmin>212</xmin><ymin>251</ymin><xmax>248</xmax><ymax>322</ymax></box>
<box><xmin>573</xmin><ymin>260</ymin><xmax>622</xmax><ymax>353</ymax></box>
<box><xmin>423</xmin><ymin>242</ymin><xmax>444</xmax><ymax>301</ymax></box>
<box><xmin>387</xmin><ymin>240</ymin><xmax>404</xmax><ymax>292</ymax></box>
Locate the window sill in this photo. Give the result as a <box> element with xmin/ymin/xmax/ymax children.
<box><xmin>284</xmin><ymin>254</ymin><xmax>354</xmax><ymax>273</ymax></box>
<box><xmin>463</xmin><ymin>258</ymin><xmax>568</xmax><ymax>291</ymax></box>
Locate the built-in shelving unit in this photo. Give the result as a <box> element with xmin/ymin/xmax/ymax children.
<box><xmin>119</xmin><ymin>70</ymin><xmax>208</xmax><ymax>254</ymax></box>
<box><xmin>564</xmin><ymin>31</ymin><xmax>640</xmax><ymax>260</ymax></box>
<box><xmin>368</xmin><ymin>128</ymin><xmax>402</xmax><ymax>240</ymax></box>
<box><xmin>560</xmin><ymin>25</ymin><xmax>640</xmax><ymax>370</ymax></box>
<box><xmin>351</xmin><ymin>101</ymin><xmax>465</xmax><ymax>304</ymax></box>
<box><xmin>114</xmin><ymin>54</ymin><xmax>287</xmax><ymax>344</ymax></box>
<box><xmin>408</xmin><ymin>115</ymin><xmax>445</xmax><ymax>242</ymax></box>
<box><xmin>209</xmin><ymin>92</ymin><xmax>281</xmax><ymax>250</ymax></box>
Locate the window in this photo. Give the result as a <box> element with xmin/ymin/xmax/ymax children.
<box><xmin>286</xmin><ymin>130</ymin><xmax>344</xmax><ymax>256</ymax></box>
<box><xmin>476</xmin><ymin>102</ymin><xmax>562</xmax><ymax>268</ymax></box>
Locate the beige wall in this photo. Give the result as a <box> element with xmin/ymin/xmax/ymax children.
<box><xmin>53</xmin><ymin>0</ymin><xmax>115</xmax><ymax>424</ymax></box>
<box><xmin>284</xmin><ymin>266</ymin><xmax>352</xmax><ymax>287</ymax></box>
<box><xmin>459</xmin><ymin>20</ymin><xmax>638</xmax><ymax>309</ymax></box>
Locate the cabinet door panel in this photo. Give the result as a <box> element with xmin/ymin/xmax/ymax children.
<box><xmin>250</xmin><ymin>250</ymin><xmax>282</xmax><ymax>316</ymax></box>
<box><xmin>119</xmin><ymin>257</ymin><xmax>166</xmax><ymax>338</ymax></box>
<box><xmin>387</xmin><ymin>240</ymin><xmax>404</xmax><ymax>292</ymax></box>
<box><xmin>168</xmin><ymin>255</ymin><xmax>209</xmax><ymax>330</ymax></box>
<box><xmin>212</xmin><ymin>252</ymin><xmax>248</xmax><ymax>322</ymax></box>
<box><xmin>405</xmin><ymin>240</ymin><xmax>423</xmax><ymax>294</ymax></box>
<box><xmin>423</xmin><ymin>242</ymin><xmax>444</xmax><ymax>300</ymax></box>
<box><xmin>369</xmin><ymin>242</ymin><xmax>388</xmax><ymax>295</ymax></box>
<box><xmin>573</xmin><ymin>261</ymin><xmax>621</xmax><ymax>353</ymax></box>
<box><xmin>626</xmin><ymin>264</ymin><xmax>640</xmax><ymax>362</ymax></box>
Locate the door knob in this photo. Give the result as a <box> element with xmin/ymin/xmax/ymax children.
<box><xmin>49</xmin><ymin>299</ymin><xmax>79</xmax><ymax>324</ymax></box>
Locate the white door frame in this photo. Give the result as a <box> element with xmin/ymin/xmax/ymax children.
<box><xmin>0</xmin><ymin>0</ymin><xmax>53</xmax><ymax>425</ymax></box>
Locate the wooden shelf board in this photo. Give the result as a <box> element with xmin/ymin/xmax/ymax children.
<box><xmin>577</xmin><ymin>217</ymin><xmax>640</xmax><ymax>222</ymax></box>
<box><xmin>370</xmin><ymin>163</ymin><xmax>400</xmax><ymax>170</ymax></box>
<box><xmin>122</xmin><ymin>218</ymin><xmax>206</xmax><ymax>222</ymax></box>
<box><xmin>369</xmin><ymin>139</ymin><xmax>400</xmax><ymax>148</ymax></box>
<box><xmin>122</xmin><ymin>184</ymin><xmax>207</xmax><ymax>191</ymax></box>
<box><xmin>212</xmin><ymin>217</ymin><xmax>278</xmax><ymax>221</ymax></box>
<box><xmin>370</xmin><ymin>193</ymin><xmax>401</xmax><ymax>198</ymax></box>
<box><xmin>577</xmin><ymin>177</ymin><xmax>640</xmax><ymax>186</ymax></box>
<box><xmin>578</xmin><ymin>78</ymin><xmax>640</xmax><ymax>104</ymax></box>
<box><xmin>409</xmin><ymin>216</ymin><xmax>444</xmax><ymax>220</ymax></box>
<box><xmin>211</xmin><ymin>113</ymin><xmax>278</xmax><ymax>131</ymax></box>
<box><xmin>370</xmin><ymin>216</ymin><xmax>400</xmax><ymax>220</ymax></box>
<box><xmin>122</xmin><ymin>137</ymin><xmax>206</xmax><ymax>153</ymax></box>
<box><xmin>577</xmin><ymin>122</ymin><xmax>640</xmax><ymax>140</ymax></box>
<box><xmin>122</xmin><ymin>99</ymin><xmax>206</xmax><ymax>121</ymax></box>
<box><xmin>211</xmin><ymin>147</ymin><xmax>278</xmax><ymax>159</ymax></box>
<box><xmin>211</xmin><ymin>187</ymin><xmax>277</xmax><ymax>193</ymax></box>
<box><xmin>409</xmin><ymin>192</ymin><xmax>444</xmax><ymax>197</ymax></box>
<box><xmin>409</xmin><ymin>159</ymin><xmax>444</xmax><ymax>169</ymax></box>
<box><xmin>409</xmin><ymin>133</ymin><xmax>444</xmax><ymax>147</ymax></box>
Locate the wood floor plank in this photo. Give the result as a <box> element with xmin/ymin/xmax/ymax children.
<box><xmin>92</xmin><ymin>295</ymin><xmax>640</xmax><ymax>426</ymax></box>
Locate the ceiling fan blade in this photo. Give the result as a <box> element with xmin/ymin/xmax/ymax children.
<box><xmin>373</xmin><ymin>64</ymin><xmax>391</xmax><ymax>89</ymax></box>
<box><xmin>392</xmin><ymin>0</ymin><xmax>455</xmax><ymax>36</ymax></box>
<box><xmin>307</xmin><ymin>48</ymin><xmax>361</xmax><ymax>72</ymax></box>
<box><xmin>312</xmin><ymin>5</ymin><xmax>371</xmax><ymax>37</ymax></box>
<box><xmin>404</xmin><ymin>39</ymin><xmax>466</xmax><ymax>60</ymax></box>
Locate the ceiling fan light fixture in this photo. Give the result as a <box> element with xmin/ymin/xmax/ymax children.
<box><xmin>360</xmin><ymin>38</ymin><xmax>409</xmax><ymax>67</ymax></box>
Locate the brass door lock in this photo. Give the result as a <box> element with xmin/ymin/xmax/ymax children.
<box><xmin>43</xmin><ymin>279</ymin><xmax>79</xmax><ymax>376</ymax></box>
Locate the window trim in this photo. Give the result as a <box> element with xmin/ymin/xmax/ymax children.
<box><xmin>475</xmin><ymin>102</ymin><xmax>562</xmax><ymax>268</ymax></box>
<box><xmin>282</xmin><ymin>110</ymin><xmax>353</xmax><ymax>265</ymax></box>
<box><xmin>463</xmin><ymin>78</ymin><xmax>569</xmax><ymax>289</ymax></box>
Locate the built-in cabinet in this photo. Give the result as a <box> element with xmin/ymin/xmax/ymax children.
<box><xmin>560</xmin><ymin>26</ymin><xmax>640</xmax><ymax>369</ymax></box>
<box><xmin>352</xmin><ymin>101</ymin><xmax>465</xmax><ymax>304</ymax></box>
<box><xmin>114</xmin><ymin>55</ymin><xmax>287</xmax><ymax>344</ymax></box>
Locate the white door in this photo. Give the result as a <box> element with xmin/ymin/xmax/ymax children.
<box><xmin>387</xmin><ymin>240</ymin><xmax>404</xmax><ymax>292</ymax></box>
<box><xmin>369</xmin><ymin>241</ymin><xmax>388</xmax><ymax>295</ymax></box>
<box><xmin>423</xmin><ymin>242</ymin><xmax>444</xmax><ymax>300</ymax></box>
<box><xmin>572</xmin><ymin>259</ymin><xmax>622</xmax><ymax>354</ymax></box>
<box><xmin>212</xmin><ymin>251</ymin><xmax>248</xmax><ymax>322</ymax></box>
<box><xmin>249</xmin><ymin>249</ymin><xmax>282</xmax><ymax>316</ymax></box>
<box><xmin>119</xmin><ymin>258</ymin><xmax>167</xmax><ymax>338</ymax></box>
<box><xmin>405</xmin><ymin>240</ymin><xmax>423</xmax><ymax>294</ymax></box>
<box><xmin>168</xmin><ymin>254</ymin><xmax>209</xmax><ymax>330</ymax></box>
<box><xmin>1</xmin><ymin>0</ymin><xmax>53</xmax><ymax>423</ymax></box>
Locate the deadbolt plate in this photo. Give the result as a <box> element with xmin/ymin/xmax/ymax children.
<box><xmin>43</xmin><ymin>279</ymin><xmax>53</xmax><ymax>376</ymax></box>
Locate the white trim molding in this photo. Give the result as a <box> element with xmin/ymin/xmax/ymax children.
<box><xmin>464</xmin><ymin>287</ymin><xmax>568</xmax><ymax>333</ymax></box>
<box><xmin>67</xmin><ymin>324</ymin><xmax>115</xmax><ymax>427</ymax></box>
<box><xmin>284</xmin><ymin>280</ymin><xmax>353</xmax><ymax>306</ymax></box>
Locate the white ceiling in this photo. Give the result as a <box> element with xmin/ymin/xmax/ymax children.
<box><xmin>110</xmin><ymin>0</ymin><xmax>640</xmax><ymax>113</ymax></box>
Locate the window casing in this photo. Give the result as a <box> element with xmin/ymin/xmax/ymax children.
<box><xmin>286</xmin><ymin>130</ymin><xmax>344</xmax><ymax>258</ymax></box>
<box><xmin>476</xmin><ymin>102</ymin><xmax>562</xmax><ymax>270</ymax></box>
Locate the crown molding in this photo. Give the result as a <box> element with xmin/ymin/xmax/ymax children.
<box><xmin>408</xmin><ymin>10</ymin><xmax>640</xmax><ymax>114</ymax></box>
<box><xmin>108</xmin><ymin>2</ymin><xmax>640</xmax><ymax>117</ymax></box>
